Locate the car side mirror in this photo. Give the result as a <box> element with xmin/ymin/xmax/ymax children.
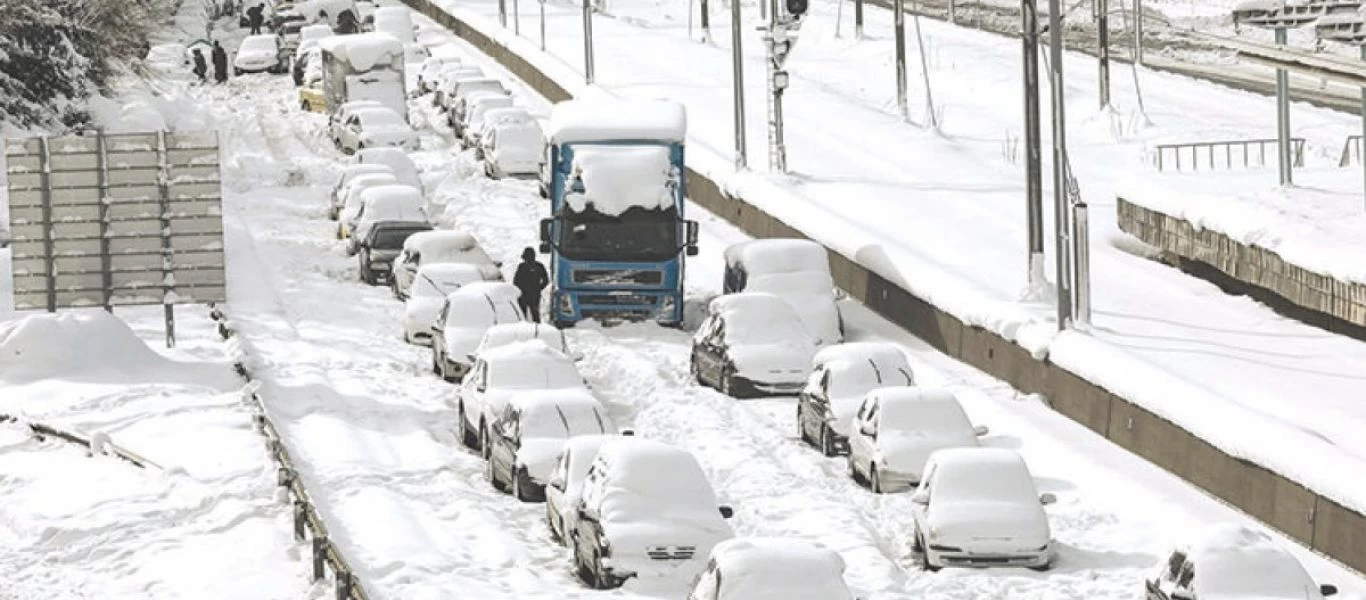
<box><xmin>1039</xmin><ymin>492</ymin><xmax>1057</xmax><ymax>505</ymax></box>
<box><xmin>1320</xmin><ymin>584</ymin><xmax>1338</xmax><ymax>597</ymax></box>
<box><xmin>910</xmin><ymin>490</ymin><xmax>929</xmax><ymax>505</ymax></box>
<box><xmin>718</xmin><ymin>505</ymin><xmax>734</xmax><ymax>519</ymax></box>
<box><xmin>539</xmin><ymin>242</ymin><xmax>551</xmax><ymax>254</ymax></box>
<box><xmin>467</xmin><ymin>353</ymin><xmax>476</xmax><ymax>362</ymax></box>
<box><xmin>973</xmin><ymin>425</ymin><xmax>990</xmax><ymax>437</ymax></box>
<box><xmin>549</xmin><ymin>474</ymin><xmax>566</xmax><ymax>490</ymax></box>
<box><xmin>859</xmin><ymin>422</ymin><xmax>876</xmax><ymax>437</ymax></box>
<box><xmin>577</xmin><ymin>505</ymin><xmax>598</xmax><ymax>522</ymax></box>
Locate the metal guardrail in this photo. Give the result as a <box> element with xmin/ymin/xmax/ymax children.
<box><xmin>1340</xmin><ymin>134</ymin><xmax>1363</xmax><ymax>166</ymax></box>
<box><xmin>1154</xmin><ymin>138</ymin><xmax>1306</xmax><ymax>171</ymax></box>
<box><xmin>208</xmin><ymin>304</ymin><xmax>369</xmax><ymax>600</ymax></box>
<box><xmin>0</xmin><ymin>414</ymin><xmax>159</xmax><ymax>468</ymax></box>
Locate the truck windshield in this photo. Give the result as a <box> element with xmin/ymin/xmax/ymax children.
<box><xmin>557</xmin><ymin>205</ymin><xmax>678</xmax><ymax>262</ymax></box>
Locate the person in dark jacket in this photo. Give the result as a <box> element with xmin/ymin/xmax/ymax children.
<box><xmin>191</xmin><ymin>48</ymin><xmax>208</xmax><ymax>82</ymax></box>
<box><xmin>336</xmin><ymin>8</ymin><xmax>359</xmax><ymax>34</ymax></box>
<box><xmin>211</xmin><ymin>41</ymin><xmax>229</xmax><ymax>83</ymax></box>
<box><xmin>247</xmin><ymin>3</ymin><xmax>265</xmax><ymax>34</ymax></box>
<box><xmin>512</xmin><ymin>247</ymin><xmax>549</xmax><ymax>323</ymax></box>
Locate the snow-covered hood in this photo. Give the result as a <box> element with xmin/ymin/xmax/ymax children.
<box><xmin>927</xmin><ymin>501</ymin><xmax>1049</xmax><ymax>548</ymax></box>
<box><xmin>235</xmin><ymin>48</ymin><xmax>278</xmax><ymax>64</ymax></box>
<box><xmin>827</xmin><ymin>395</ymin><xmax>864</xmax><ymax>436</ymax></box>
<box><xmin>517</xmin><ymin>438</ymin><xmax>567</xmax><ymax>483</ymax></box>
<box><xmin>729</xmin><ymin>344</ymin><xmax>811</xmax><ymax>382</ymax></box>
<box><xmin>362</xmin><ymin>126</ymin><xmax>416</xmax><ymax>143</ymax></box>
<box><xmin>442</xmin><ymin>329</ymin><xmax>485</xmax><ymax>363</ymax></box>
<box><xmin>604</xmin><ymin>516</ymin><xmax>734</xmax><ymax>561</ymax></box>
<box><xmin>877</xmin><ymin>432</ymin><xmax>977</xmax><ymax>477</ymax></box>
<box><xmin>404</xmin><ymin>296</ymin><xmax>444</xmax><ymax>329</ymax></box>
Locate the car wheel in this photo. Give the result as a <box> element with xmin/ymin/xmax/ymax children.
<box><xmin>574</xmin><ymin>539</ymin><xmax>595</xmax><ymax>586</ymax></box>
<box><xmin>796</xmin><ymin>407</ymin><xmax>808</xmax><ymax>443</ymax></box>
<box><xmin>485</xmin><ymin>455</ymin><xmax>506</xmax><ymax>491</ymax></box>
<box><xmin>590</xmin><ymin>547</ymin><xmax>613</xmax><ymax>589</ymax></box>
<box><xmin>846</xmin><ymin>454</ymin><xmax>863</xmax><ymax>484</ymax></box>
<box><xmin>513</xmin><ymin>468</ymin><xmax>533</xmax><ymax>502</ymax></box>
<box><xmin>719</xmin><ymin>368</ymin><xmax>733</xmax><ymax>396</ymax></box>
<box><xmin>546</xmin><ymin>505</ymin><xmax>562</xmax><ymax>544</ymax></box>
<box><xmin>458</xmin><ymin>403</ymin><xmax>478</xmax><ymax>449</ymax></box>
<box><xmin>479</xmin><ymin>422</ymin><xmax>491</xmax><ymax>459</ymax></box>
<box><xmin>911</xmin><ymin>529</ymin><xmax>924</xmax><ymax>552</ymax></box>
<box><xmin>919</xmin><ymin>536</ymin><xmax>940</xmax><ymax>572</ymax></box>
<box><xmin>431</xmin><ymin>350</ymin><xmax>442</xmax><ymax>376</ymax></box>
<box><xmin>871</xmin><ymin>465</ymin><xmax>883</xmax><ymax>494</ymax></box>
<box><xmin>441</xmin><ymin>359</ymin><xmax>457</xmax><ymax>383</ymax></box>
<box><xmin>820</xmin><ymin>426</ymin><xmax>838</xmax><ymax>457</ymax></box>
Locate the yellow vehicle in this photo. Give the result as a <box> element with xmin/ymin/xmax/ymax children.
<box><xmin>299</xmin><ymin>86</ymin><xmax>327</xmax><ymax>113</ymax></box>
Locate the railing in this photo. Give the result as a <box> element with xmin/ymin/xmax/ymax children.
<box><xmin>1339</xmin><ymin>134</ymin><xmax>1362</xmax><ymax>166</ymax></box>
<box><xmin>1153</xmin><ymin>138</ymin><xmax>1306</xmax><ymax>172</ymax></box>
<box><xmin>208</xmin><ymin>304</ymin><xmax>370</xmax><ymax>600</ymax></box>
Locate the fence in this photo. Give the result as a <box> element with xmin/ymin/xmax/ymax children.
<box><xmin>208</xmin><ymin>305</ymin><xmax>370</xmax><ymax>600</ymax></box>
<box><xmin>1153</xmin><ymin>137</ymin><xmax>1306</xmax><ymax>172</ymax></box>
<box><xmin>1339</xmin><ymin>134</ymin><xmax>1362</xmax><ymax>166</ymax></box>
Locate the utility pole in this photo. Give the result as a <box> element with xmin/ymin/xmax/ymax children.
<box><xmin>1097</xmin><ymin>0</ymin><xmax>1110</xmax><ymax>107</ymax></box>
<box><xmin>732</xmin><ymin>0</ymin><xmax>747</xmax><ymax>169</ymax></box>
<box><xmin>1022</xmin><ymin>0</ymin><xmax>1044</xmax><ymax>291</ymax></box>
<box><xmin>1133</xmin><ymin>0</ymin><xmax>1143</xmax><ymax>65</ymax></box>
<box><xmin>583</xmin><ymin>0</ymin><xmax>596</xmax><ymax>84</ymax></box>
<box><xmin>1274</xmin><ymin>26</ymin><xmax>1292</xmax><ymax>185</ymax></box>
<box><xmin>1048</xmin><ymin>0</ymin><xmax>1072</xmax><ymax>329</ymax></box>
<box><xmin>760</xmin><ymin>0</ymin><xmax>807</xmax><ymax>173</ymax></box>
<box><xmin>895</xmin><ymin>0</ymin><xmax>908</xmax><ymax>118</ymax></box>
<box><xmin>855</xmin><ymin>0</ymin><xmax>864</xmax><ymax>39</ymax></box>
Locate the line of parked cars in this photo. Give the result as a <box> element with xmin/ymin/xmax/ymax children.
<box><xmin>415</xmin><ymin>54</ymin><xmax>545</xmax><ymax>179</ymax></box>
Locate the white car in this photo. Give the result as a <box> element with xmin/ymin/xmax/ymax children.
<box><xmin>486</xmin><ymin>389</ymin><xmax>616</xmax><ymax>501</ymax></box>
<box><xmin>910</xmin><ymin>447</ymin><xmax>1056</xmax><ymax>571</ymax></box>
<box><xmin>416</xmin><ymin>55</ymin><xmax>462</xmax><ymax>93</ymax></box>
<box><xmin>691</xmin><ymin>292</ymin><xmax>818</xmax><ymax>398</ymax></box>
<box><xmin>354</xmin><ymin>147</ymin><xmax>421</xmax><ymax>190</ymax></box>
<box><xmin>298</xmin><ymin>23</ymin><xmax>332</xmax><ymax>46</ymax></box>
<box><xmin>1145</xmin><ymin>524</ymin><xmax>1339</xmax><ymax>600</ymax></box>
<box><xmin>402</xmin><ymin>263</ymin><xmax>487</xmax><ymax>345</ymax></box>
<box><xmin>846</xmin><ymin>387</ymin><xmax>988</xmax><ymax>493</ymax></box>
<box><xmin>545</xmin><ymin>434</ymin><xmax>617</xmax><ymax>546</ymax></box>
<box><xmin>372</xmin><ymin>6</ymin><xmax>415</xmax><ymax>42</ymax></box>
<box><xmin>336</xmin><ymin>107</ymin><xmax>418</xmax><ymax>154</ymax></box>
<box><xmin>391</xmin><ymin>230</ymin><xmax>500</xmax><ymax>300</ymax></box>
<box><xmin>456</xmin><ymin>340</ymin><xmax>586</xmax><ymax>454</ymax></box>
<box><xmin>432</xmin><ymin>66</ymin><xmax>484</xmax><ymax>108</ymax></box>
<box><xmin>688</xmin><ymin>538</ymin><xmax>854</xmax><ymax>600</ymax></box>
<box><xmin>345</xmin><ymin>184</ymin><xmax>428</xmax><ymax>252</ymax></box>
<box><xmin>146</xmin><ymin>43</ymin><xmax>190</xmax><ymax>72</ymax></box>
<box><xmin>458</xmin><ymin>92</ymin><xmax>514</xmax><ymax>146</ymax></box>
<box><xmin>723</xmin><ymin>239</ymin><xmax>844</xmax><ymax>346</ymax></box>
<box><xmin>335</xmin><ymin>174</ymin><xmax>402</xmax><ymax>235</ymax></box>
<box><xmin>444</xmin><ymin>78</ymin><xmax>509</xmax><ymax>130</ymax></box>
<box><xmin>330</xmin><ymin>164</ymin><xmax>395</xmax><ymax>220</ymax></box>
<box><xmin>571</xmin><ymin>438</ymin><xmax>734</xmax><ymax>589</ymax></box>
<box><xmin>430</xmin><ymin>281</ymin><xmax>523</xmax><ymax>382</ymax></box>
<box><xmin>330</xmin><ymin>100</ymin><xmax>385</xmax><ymax>142</ymax></box>
<box><xmin>797</xmin><ymin>341</ymin><xmax>915</xmax><ymax>456</ymax></box>
<box><xmin>478</xmin><ymin>108</ymin><xmax>544</xmax><ymax>178</ymax></box>
<box><xmin>472</xmin><ymin>322</ymin><xmax>576</xmax><ymax>361</ymax></box>
<box><xmin>234</xmin><ymin>34</ymin><xmax>284</xmax><ymax>74</ymax></box>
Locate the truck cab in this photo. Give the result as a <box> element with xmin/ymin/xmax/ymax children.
<box><xmin>538</xmin><ymin>99</ymin><xmax>698</xmax><ymax>328</ymax></box>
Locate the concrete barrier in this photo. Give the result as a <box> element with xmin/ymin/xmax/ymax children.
<box><xmin>405</xmin><ymin>0</ymin><xmax>1366</xmax><ymax>575</ymax></box>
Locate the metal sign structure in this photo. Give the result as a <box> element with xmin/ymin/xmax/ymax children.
<box><xmin>4</xmin><ymin>130</ymin><xmax>227</xmax><ymax>347</ymax></box>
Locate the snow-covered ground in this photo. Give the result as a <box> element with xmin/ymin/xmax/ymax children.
<box><xmin>421</xmin><ymin>0</ymin><xmax>1366</xmax><ymax>516</ymax></box>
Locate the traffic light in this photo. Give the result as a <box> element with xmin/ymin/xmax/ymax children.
<box><xmin>786</xmin><ymin>0</ymin><xmax>807</xmax><ymax>17</ymax></box>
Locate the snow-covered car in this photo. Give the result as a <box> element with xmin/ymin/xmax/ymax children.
<box><xmin>432</xmin><ymin>66</ymin><xmax>484</xmax><ymax>108</ymax></box>
<box><xmin>687</xmin><ymin>538</ymin><xmax>854</xmax><ymax>600</ymax></box>
<box><xmin>691</xmin><ymin>292</ymin><xmax>818</xmax><ymax>398</ymax></box>
<box><xmin>402</xmin><ymin>263</ymin><xmax>486</xmax><ymax>344</ymax></box>
<box><xmin>234</xmin><ymin>34</ymin><xmax>285</xmax><ymax>75</ymax></box>
<box><xmin>472</xmin><ymin>322</ymin><xmax>576</xmax><ymax>362</ymax></box>
<box><xmin>1145</xmin><ymin>524</ymin><xmax>1339</xmax><ymax>600</ymax></box>
<box><xmin>277</xmin><ymin>19</ymin><xmax>306</xmax><ymax>57</ymax></box>
<box><xmin>723</xmin><ymin>238</ymin><xmax>844</xmax><ymax>346</ymax></box>
<box><xmin>847</xmin><ymin>387</ymin><xmax>988</xmax><ymax>493</ymax></box>
<box><xmin>336</xmin><ymin>107</ymin><xmax>418</xmax><ymax>154</ymax></box>
<box><xmin>299</xmin><ymin>83</ymin><xmax>326</xmax><ymax>112</ymax></box>
<box><xmin>344</xmin><ymin>184</ymin><xmax>428</xmax><ymax>251</ymax></box>
<box><xmin>329</xmin><ymin>99</ymin><xmax>384</xmax><ymax>143</ymax></box>
<box><xmin>457</xmin><ymin>92</ymin><xmax>515</xmax><ymax>146</ymax></box>
<box><xmin>798</xmin><ymin>341</ymin><xmax>915</xmax><ymax>456</ymax></box>
<box><xmin>354</xmin><ymin>146</ymin><xmax>421</xmax><ymax>190</ymax></box>
<box><xmin>444</xmin><ymin>78</ymin><xmax>509</xmax><ymax>130</ymax></box>
<box><xmin>486</xmin><ymin>389</ymin><xmax>616</xmax><ymax>502</ymax></box>
<box><xmin>145</xmin><ymin>43</ymin><xmax>190</xmax><ymax>72</ymax></box>
<box><xmin>571</xmin><ymin>438</ymin><xmax>734</xmax><ymax>589</ymax></box>
<box><xmin>456</xmin><ymin>340</ymin><xmax>586</xmax><ymax>453</ymax></box>
<box><xmin>478</xmin><ymin>108</ymin><xmax>544</xmax><ymax>178</ymax></box>
<box><xmin>430</xmin><ymin>282</ymin><xmax>523</xmax><ymax>382</ymax></box>
<box><xmin>545</xmin><ymin>434</ymin><xmax>622</xmax><ymax>546</ymax></box>
<box><xmin>391</xmin><ymin>230</ymin><xmax>500</xmax><ymax>300</ymax></box>
<box><xmin>299</xmin><ymin>23</ymin><xmax>332</xmax><ymax>47</ymax></box>
<box><xmin>416</xmin><ymin>55</ymin><xmax>463</xmax><ymax>93</ymax></box>
<box><xmin>334</xmin><ymin>173</ymin><xmax>400</xmax><ymax>231</ymax></box>
<box><xmin>910</xmin><ymin>447</ymin><xmax>1055</xmax><ymax>571</ymax></box>
<box><xmin>355</xmin><ymin>220</ymin><xmax>431</xmax><ymax>285</ymax></box>
<box><xmin>330</xmin><ymin>163</ymin><xmax>394</xmax><ymax>219</ymax></box>
<box><xmin>371</xmin><ymin>6</ymin><xmax>415</xmax><ymax>43</ymax></box>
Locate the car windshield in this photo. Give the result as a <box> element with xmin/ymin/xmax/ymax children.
<box><xmin>371</xmin><ymin>227</ymin><xmax>428</xmax><ymax>249</ymax></box>
<box><xmin>521</xmin><ymin>404</ymin><xmax>610</xmax><ymax>439</ymax></box>
<box><xmin>931</xmin><ymin>458</ymin><xmax>1036</xmax><ymax>503</ymax></box>
<box><xmin>359</xmin><ymin>110</ymin><xmax>404</xmax><ymax>127</ymax></box>
<box><xmin>724</xmin><ymin>309</ymin><xmax>808</xmax><ymax>346</ymax></box>
<box><xmin>488</xmin><ymin>358</ymin><xmax>581</xmax><ymax>390</ymax></box>
<box><xmin>829</xmin><ymin>363</ymin><xmax>913</xmax><ymax>398</ymax></box>
<box><xmin>413</xmin><ymin>271</ymin><xmax>478</xmax><ymax>298</ymax></box>
<box><xmin>880</xmin><ymin>398</ymin><xmax>970</xmax><ymax>434</ymax></box>
<box><xmin>557</xmin><ymin>205</ymin><xmax>679</xmax><ymax>262</ymax></box>
<box><xmin>241</xmin><ymin>37</ymin><xmax>276</xmax><ymax>52</ymax></box>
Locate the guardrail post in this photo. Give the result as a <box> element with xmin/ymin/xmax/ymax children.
<box><xmin>335</xmin><ymin>571</ymin><xmax>353</xmax><ymax>599</ymax></box>
<box><xmin>277</xmin><ymin>467</ymin><xmax>293</xmax><ymax>488</ymax></box>
<box><xmin>312</xmin><ymin>535</ymin><xmax>328</xmax><ymax>581</ymax></box>
<box><xmin>294</xmin><ymin>500</ymin><xmax>308</xmax><ymax>542</ymax></box>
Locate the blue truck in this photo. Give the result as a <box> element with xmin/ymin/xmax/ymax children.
<box><xmin>538</xmin><ymin>99</ymin><xmax>699</xmax><ymax>327</ymax></box>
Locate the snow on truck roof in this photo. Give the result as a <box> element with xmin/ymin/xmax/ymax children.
<box><xmin>318</xmin><ymin>32</ymin><xmax>404</xmax><ymax>71</ymax></box>
<box><xmin>709</xmin><ymin>538</ymin><xmax>851</xmax><ymax>600</ymax></box>
<box><xmin>565</xmin><ymin>146</ymin><xmax>674</xmax><ymax>216</ymax></box>
<box><xmin>547</xmin><ymin>99</ymin><xmax>686</xmax><ymax>144</ymax></box>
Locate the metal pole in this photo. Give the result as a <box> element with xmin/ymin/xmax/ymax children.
<box><xmin>1098</xmin><ymin>0</ymin><xmax>1110</xmax><ymax>108</ymax></box>
<box><xmin>513</xmin><ymin>0</ymin><xmax>520</xmax><ymax>34</ymax></box>
<box><xmin>38</xmin><ymin>137</ymin><xmax>55</xmax><ymax>313</ymax></box>
<box><xmin>856</xmin><ymin>0</ymin><xmax>864</xmax><ymax>39</ymax></box>
<box><xmin>1133</xmin><ymin>0</ymin><xmax>1143</xmax><ymax>65</ymax></box>
<box><xmin>498</xmin><ymin>0</ymin><xmax>507</xmax><ymax>26</ymax></box>
<box><xmin>732</xmin><ymin>0</ymin><xmax>747</xmax><ymax>169</ymax></box>
<box><xmin>1023</xmin><ymin>0</ymin><xmax>1045</xmax><ymax>290</ymax></box>
<box><xmin>895</xmin><ymin>0</ymin><xmax>908</xmax><ymax>118</ymax></box>
<box><xmin>949</xmin><ymin>0</ymin><xmax>956</xmax><ymax>24</ymax></box>
<box><xmin>157</xmin><ymin>131</ymin><xmax>177</xmax><ymax>348</ymax></box>
<box><xmin>583</xmin><ymin>0</ymin><xmax>595</xmax><ymax>84</ymax></box>
<box><xmin>1048</xmin><ymin>0</ymin><xmax>1072</xmax><ymax>329</ymax></box>
<box><xmin>539</xmin><ymin>0</ymin><xmax>546</xmax><ymax>50</ymax></box>
<box><xmin>1072</xmin><ymin>202</ymin><xmax>1091</xmax><ymax>326</ymax></box>
<box><xmin>1274</xmin><ymin>27</ymin><xmax>1291</xmax><ymax>186</ymax></box>
<box><xmin>701</xmin><ymin>0</ymin><xmax>711</xmax><ymax>42</ymax></box>
<box><xmin>96</xmin><ymin>132</ymin><xmax>113</xmax><ymax>312</ymax></box>
<box><xmin>1360</xmin><ymin>45</ymin><xmax>1365</xmax><ymax>208</ymax></box>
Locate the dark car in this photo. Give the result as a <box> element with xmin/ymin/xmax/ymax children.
<box><xmin>357</xmin><ymin>221</ymin><xmax>432</xmax><ymax>285</ymax></box>
<box><xmin>486</xmin><ymin>389</ymin><xmax>615</xmax><ymax>502</ymax></box>
<box><xmin>797</xmin><ymin>342</ymin><xmax>914</xmax><ymax>456</ymax></box>
<box><xmin>690</xmin><ymin>293</ymin><xmax>816</xmax><ymax>399</ymax></box>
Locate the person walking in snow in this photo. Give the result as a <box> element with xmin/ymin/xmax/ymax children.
<box><xmin>513</xmin><ymin>247</ymin><xmax>549</xmax><ymax>323</ymax></box>
<box><xmin>191</xmin><ymin>48</ymin><xmax>208</xmax><ymax>82</ymax></box>
<box><xmin>336</xmin><ymin>8</ymin><xmax>359</xmax><ymax>34</ymax></box>
<box><xmin>247</xmin><ymin>3</ymin><xmax>265</xmax><ymax>34</ymax></box>
<box><xmin>211</xmin><ymin>41</ymin><xmax>228</xmax><ymax>83</ymax></box>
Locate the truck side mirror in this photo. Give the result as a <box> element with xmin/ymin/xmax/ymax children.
<box><xmin>539</xmin><ymin>242</ymin><xmax>551</xmax><ymax>254</ymax></box>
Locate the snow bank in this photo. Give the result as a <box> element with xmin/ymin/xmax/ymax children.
<box><xmin>547</xmin><ymin>98</ymin><xmax>686</xmax><ymax>144</ymax></box>
<box><xmin>565</xmin><ymin>146</ymin><xmax>674</xmax><ymax>216</ymax></box>
<box><xmin>0</xmin><ymin>312</ymin><xmax>168</xmax><ymax>383</ymax></box>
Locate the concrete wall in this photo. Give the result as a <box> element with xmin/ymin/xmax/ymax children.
<box><xmin>404</xmin><ymin>0</ymin><xmax>1366</xmax><ymax>576</ymax></box>
<box><xmin>1118</xmin><ymin>198</ymin><xmax>1366</xmax><ymax>337</ymax></box>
